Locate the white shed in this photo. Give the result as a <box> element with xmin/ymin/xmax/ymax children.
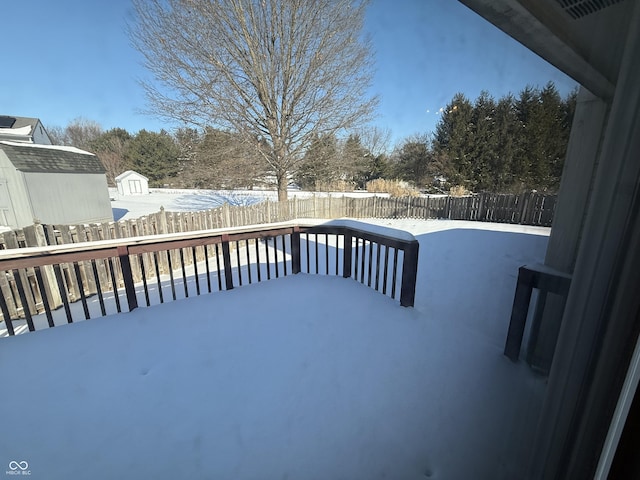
<box><xmin>116</xmin><ymin>170</ymin><xmax>149</xmax><ymax>196</ymax></box>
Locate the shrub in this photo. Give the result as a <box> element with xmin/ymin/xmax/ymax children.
<box><xmin>314</xmin><ymin>179</ymin><xmax>354</xmax><ymax>192</ymax></box>
<box><xmin>366</xmin><ymin>179</ymin><xmax>420</xmax><ymax>197</ymax></box>
<box><xmin>449</xmin><ymin>185</ymin><xmax>471</xmax><ymax>197</ymax></box>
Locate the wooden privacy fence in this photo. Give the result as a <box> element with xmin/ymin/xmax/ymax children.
<box><xmin>0</xmin><ymin>221</ymin><xmax>419</xmax><ymax>336</ymax></box>
<box><xmin>0</xmin><ymin>192</ymin><xmax>555</xmax><ymax>253</ymax></box>
<box><xmin>0</xmin><ymin>192</ymin><xmax>556</xmax><ymax>254</ymax></box>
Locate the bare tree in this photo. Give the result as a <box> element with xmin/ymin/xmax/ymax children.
<box><xmin>186</xmin><ymin>128</ymin><xmax>267</xmax><ymax>189</ymax></box>
<box><xmin>357</xmin><ymin>126</ymin><xmax>392</xmax><ymax>159</ymax></box>
<box><xmin>91</xmin><ymin>128</ymin><xmax>132</xmax><ymax>185</ymax></box>
<box><xmin>46</xmin><ymin>125</ymin><xmax>66</xmax><ymax>146</ymax></box>
<box><xmin>129</xmin><ymin>0</ymin><xmax>377</xmax><ymax>200</ymax></box>
<box><xmin>51</xmin><ymin>117</ymin><xmax>104</xmax><ymax>151</ymax></box>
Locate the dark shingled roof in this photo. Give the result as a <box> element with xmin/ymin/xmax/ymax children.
<box><xmin>0</xmin><ymin>116</ymin><xmax>39</xmax><ymax>130</ymax></box>
<box><xmin>0</xmin><ymin>142</ymin><xmax>105</xmax><ymax>174</ymax></box>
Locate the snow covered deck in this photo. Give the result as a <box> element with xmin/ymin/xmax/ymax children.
<box><xmin>0</xmin><ymin>220</ymin><xmax>550</xmax><ymax>479</ymax></box>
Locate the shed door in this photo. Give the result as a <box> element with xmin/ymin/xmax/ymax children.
<box><xmin>0</xmin><ymin>180</ymin><xmax>16</xmax><ymax>227</ymax></box>
<box><xmin>129</xmin><ymin>179</ymin><xmax>142</xmax><ymax>194</ymax></box>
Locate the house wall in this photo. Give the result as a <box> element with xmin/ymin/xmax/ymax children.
<box><xmin>23</xmin><ymin>172</ymin><xmax>113</xmax><ymax>225</ymax></box>
<box><xmin>32</xmin><ymin>121</ymin><xmax>52</xmax><ymax>145</ymax></box>
<box><xmin>0</xmin><ymin>150</ymin><xmax>36</xmax><ymax>229</ymax></box>
<box><xmin>526</xmin><ymin>4</ymin><xmax>640</xmax><ymax>479</ymax></box>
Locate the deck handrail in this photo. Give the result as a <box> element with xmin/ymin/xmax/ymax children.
<box><xmin>0</xmin><ymin>220</ymin><xmax>419</xmax><ymax>336</ymax></box>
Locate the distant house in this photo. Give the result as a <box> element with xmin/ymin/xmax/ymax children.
<box><xmin>0</xmin><ymin>141</ymin><xmax>113</xmax><ymax>229</ymax></box>
<box><xmin>0</xmin><ymin>115</ymin><xmax>52</xmax><ymax>145</ymax></box>
<box><xmin>116</xmin><ymin>170</ymin><xmax>149</xmax><ymax>196</ymax></box>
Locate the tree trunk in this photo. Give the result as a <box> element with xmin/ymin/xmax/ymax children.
<box><xmin>277</xmin><ymin>175</ymin><xmax>288</xmax><ymax>202</ymax></box>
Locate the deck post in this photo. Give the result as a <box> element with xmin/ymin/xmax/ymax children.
<box><xmin>343</xmin><ymin>231</ymin><xmax>353</xmax><ymax>279</ymax></box>
<box><xmin>400</xmin><ymin>240</ymin><xmax>419</xmax><ymax>307</ymax></box>
<box><xmin>291</xmin><ymin>227</ymin><xmax>301</xmax><ymax>274</ymax></box>
<box><xmin>117</xmin><ymin>245</ymin><xmax>138</xmax><ymax>311</ymax></box>
<box><xmin>221</xmin><ymin>234</ymin><xmax>234</xmax><ymax>290</ymax></box>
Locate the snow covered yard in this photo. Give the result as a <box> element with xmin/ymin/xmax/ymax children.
<box><xmin>0</xmin><ymin>220</ymin><xmax>549</xmax><ymax>479</ymax></box>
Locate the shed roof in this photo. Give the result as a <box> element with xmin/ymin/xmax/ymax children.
<box><xmin>0</xmin><ymin>141</ymin><xmax>105</xmax><ymax>174</ymax></box>
<box><xmin>115</xmin><ymin>170</ymin><xmax>149</xmax><ymax>181</ymax></box>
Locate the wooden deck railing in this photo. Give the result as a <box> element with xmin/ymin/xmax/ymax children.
<box><xmin>504</xmin><ymin>264</ymin><xmax>572</xmax><ymax>365</ymax></box>
<box><xmin>0</xmin><ymin>221</ymin><xmax>419</xmax><ymax>337</ymax></box>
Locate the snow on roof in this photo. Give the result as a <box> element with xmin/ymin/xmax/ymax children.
<box><xmin>0</xmin><ymin>140</ymin><xmax>105</xmax><ymax>174</ymax></box>
<box><xmin>0</xmin><ymin>140</ymin><xmax>94</xmax><ymax>155</ymax></box>
<box><xmin>115</xmin><ymin>170</ymin><xmax>149</xmax><ymax>181</ymax></box>
<box><xmin>0</xmin><ymin>125</ymin><xmax>32</xmax><ymax>136</ymax></box>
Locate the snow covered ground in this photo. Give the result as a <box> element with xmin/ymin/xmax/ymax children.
<box><xmin>0</xmin><ymin>218</ymin><xmax>549</xmax><ymax>479</ymax></box>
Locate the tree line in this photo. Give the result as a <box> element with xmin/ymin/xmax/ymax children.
<box><xmin>269</xmin><ymin>82</ymin><xmax>577</xmax><ymax>194</ymax></box>
<box><xmin>49</xmin><ymin>120</ymin><xmax>265</xmax><ymax>189</ymax></box>
<box><xmin>431</xmin><ymin>83</ymin><xmax>577</xmax><ymax>193</ymax></box>
<box><xmin>50</xmin><ymin>82</ymin><xmax>575</xmax><ymax>194</ymax></box>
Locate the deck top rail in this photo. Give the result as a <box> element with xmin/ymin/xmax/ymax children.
<box><xmin>0</xmin><ymin>220</ymin><xmax>419</xmax><ymax>337</ymax></box>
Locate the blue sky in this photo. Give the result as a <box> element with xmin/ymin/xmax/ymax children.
<box><xmin>1</xmin><ymin>0</ymin><xmax>577</xmax><ymax>146</ymax></box>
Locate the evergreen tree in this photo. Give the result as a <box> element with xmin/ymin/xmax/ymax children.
<box><xmin>124</xmin><ymin>130</ymin><xmax>181</xmax><ymax>186</ymax></box>
<box><xmin>556</xmin><ymin>88</ymin><xmax>578</xmax><ymax>181</ymax></box>
<box><xmin>295</xmin><ymin>133</ymin><xmax>339</xmax><ymax>190</ymax></box>
<box><xmin>433</xmin><ymin>93</ymin><xmax>474</xmax><ymax>187</ymax></box>
<box><xmin>468</xmin><ymin>91</ymin><xmax>498</xmax><ymax>191</ymax></box>
<box><xmin>194</xmin><ymin>128</ymin><xmax>265</xmax><ymax>189</ymax></box>
<box><xmin>365</xmin><ymin>153</ymin><xmax>390</xmax><ymax>183</ymax></box>
<box><xmin>491</xmin><ymin>95</ymin><xmax>518</xmax><ymax>192</ymax></box>
<box><xmin>341</xmin><ymin>134</ymin><xmax>370</xmax><ymax>189</ymax></box>
<box><xmin>392</xmin><ymin>134</ymin><xmax>431</xmax><ymax>188</ymax></box>
<box><xmin>433</xmin><ymin>84</ymin><xmax>575</xmax><ymax>193</ymax></box>
<box><xmin>536</xmin><ymin>82</ymin><xmax>565</xmax><ymax>190</ymax></box>
<box><xmin>173</xmin><ymin>127</ymin><xmax>204</xmax><ymax>188</ymax></box>
<box><xmin>513</xmin><ymin>85</ymin><xmax>542</xmax><ymax>190</ymax></box>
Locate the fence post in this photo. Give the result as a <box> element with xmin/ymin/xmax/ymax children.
<box><xmin>478</xmin><ymin>193</ymin><xmax>485</xmax><ymax>221</ymax></box>
<box><xmin>343</xmin><ymin>231</ymin><xmax>353</xmax><ymax>279</ymax></box>
<box><xmin>25</xmin><ymin>223</ymin><xmax>63</xmax><ymax>311</ymax></box>
<box><xmin>519</xmin><ymin>192</ymin><xmax>531</xmax><ymax>225</ymax></box>
<box><xmin>400</xmin><ymin>240</ymin><xmax>419</xmax><ymax>307</ymax></box>
<box><xmin>117</xmin><ymin>245</ymin><xmax>138</xmax><ymax>311</ymax></box>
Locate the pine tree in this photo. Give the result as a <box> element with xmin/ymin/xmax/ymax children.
<box><xmin>124</xmin><ymin>130</ymin><xmax>181</xmax><ymax>186</ymax></box>
<box><xmin>296</xmin><ymin>133</ymin><xmax>339</xmax><ymax>190</ymax></box>
<box><xmin>433</xmin><ymin>93</ymin><xmax>474</xmax><ymax>187</ymax></box>
<box><xmin>468</xmin><ymin>91</ymin><xmax>497</xmax><ymax>191</ymax></box>
<box><xmin>341</xmin><ymin>134</ymin><xmax>370</xmax><ymax>189</ymax></box>
<box><xmin>194</xmin><ymin>128</ymin><xmax>265</xmax><ymax>189</ymax></box>
<box><xmin>492</xmin><ymin>95</ymin><xmax>518</xmax><ymax>192</ymax></box>
<box><xmin>433</xmin><ymin>84</ymin><xmax>575</xmax><ymax>193</ymax></box>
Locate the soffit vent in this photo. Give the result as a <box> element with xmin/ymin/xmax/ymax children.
<box><xmin>554</xmin><ymin>0</ymin><xmax>627</xmax><ymax>19</ymax></box>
